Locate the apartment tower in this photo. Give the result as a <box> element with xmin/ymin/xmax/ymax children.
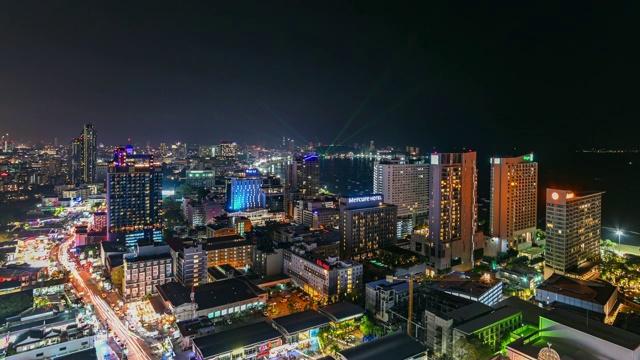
<box><xmin>489</xmin><ymin>153</ymin><xmax>538</xmax><ymax>250</ymax></box>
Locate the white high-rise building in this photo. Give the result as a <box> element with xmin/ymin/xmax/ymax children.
<box><xmin>373</xmin><ymin>158</ymin><xmax>428</xmax><ymax>238</ymax></box>
<box><xmin>489</xmin><ymin>153</ymin><xmax>538</xmax><ymax>250</ymax></box>
<box><xmin>544</xmin><ymin>189</ymin><xmax>603</xmax><ymax>279</ymax></box>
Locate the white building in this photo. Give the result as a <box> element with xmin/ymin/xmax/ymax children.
<box><xmin>365</xmin><ymin>279</ymin><xmax>410</xmax><ymax>323</ymax></box>
<box><xmin>123</xmin><ymin>245</ymin><xmax>173</xmax><ymax>301</ymax></box>
<box><xmin>545</xmin><ymin>189</ymin><xmax>604</xmax><ymax>278</ymax></box>
<box><xmin>284</xmin><ymin>245</ymin><xmax>363</xmax><ymax>299</ymax></box>
<box><xmin>373</xmin><ymin>159</ymin><xmax>428</xmax><ymax>238</ymax></box>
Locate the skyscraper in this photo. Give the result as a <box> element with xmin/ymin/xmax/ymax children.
<box><xmin>544</xmin><ymin>189</ymin><xmax>603</xmax><ymax>278</ymax></box>
<box><xmin>107</xmin><ymin>146</ymin><xmax>163</xmax><ymax>247</ymax></box>
<box><xmin>218</xmin><ymin>140</ymin><xmax>238</xmax><ymax>160</ymax></box>
<box><xmin>285</xmin><ymin>154</ymin><xmax>320</xmax><ymax>197</ymax></box>
<box><xmin>489</xmin><ymin>153</ymin><xmax>538</xmax><ymax>250</ymax></box>
<box><xmin>373</xmin><ymin>158</ymin><xmax>429</xmax><ymax>238</ymax></box>
<box><xmin>82</xmin><ymin>123</ymin><xmax>97</xmax><ymax>183</ymax></box>
<box><xmin>425</xmin><ymin>152</ymin><xmax>480</xmax><ymax>272</ymax></box>
<box><xmin>284</xmin><ymin>154</ymin><xmax>320</xmax><ymax>217</ymax></box>
<box><xmin>68</xmin><ymin>123</ymin><xmax>97</xmax><ymax>184</ymax></box>
<box><xmin>69</xmin><ymin>137</ymin><xmax>83</xmax><ymax>185</ymax></box>
<box><xmin>339</xmin><ymin>194</ymin><xmax>398</xmax><ymax>261</ymax></box>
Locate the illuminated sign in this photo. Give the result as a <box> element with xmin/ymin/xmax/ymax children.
<box><xmin>566</xmin><ymin>192</ymin><xmax>575</xmax><ymax>199</ymax></box>
<box><xmin>303</xmin><ymin>155</ymin><xmax>318</xmax><ymax>161</ymax></box>
<box><xmin>347</xmin><ymin>195</ymin><xmax>382</xmax><ymax>204</ymax></box>
<box><xmin>0</xmin><ymin>172</ymin><xmax>8</xmax><ymax>176</ymax></box>
<box><xmin>245</xmin><ymin>169</ymin><xmax>259</xmax><ymax>175</ymax></box>
<box><xmin>551</xmin><ymin>192</ymin><xmax>559</xmax><ymax>200</ymax></box>
<box><xmin>316</xmin><ymin>259</ymin><xmax>330</xmax><ymax>270</ymax></box>
<box><xmin>523</xmin><ymin>154</ymin><xmax>534</xmax><ymax>162</ymax></box>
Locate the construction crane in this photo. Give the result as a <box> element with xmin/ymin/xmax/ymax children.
<box><xmin>385</xmin><ymin>273</ymin><xmax>490</xmax><ymax>337</ymax></box>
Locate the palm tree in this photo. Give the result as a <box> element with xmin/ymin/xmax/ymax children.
<box><xmin>329</xmin><ymin>344</ymin><xmax>341</xmax><ymax>357</ymax></box>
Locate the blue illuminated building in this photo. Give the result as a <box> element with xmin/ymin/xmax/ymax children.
<box><xmin>107</xmin><ymin>146</ymin><xmax>163</xmax><ymax>247</ymax></box>
<box><xmin>226</xmin><ymin>169</ymin><xmax>265</xmax><ymax>211</ymax></box>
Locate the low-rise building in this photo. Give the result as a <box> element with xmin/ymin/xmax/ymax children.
<box><xmin>192</xmin><ymin>321</ymin><xmax>282</xmax><ymax>360</ymax></box>
<box><xmin>426</xmin><ymin>271</ymin><xmax>503</xmax><ymax>306</ymax></box>
<box><xmin>156</xmin><ymin>277</ymin><xmax>268</xmax><ymax>321</ymax></box>
<box><xmin>507</xmin><ymin>308</ymin><xmax>640</xmax><ymax>360</ymax></box>
<box><xmin>271</xmin><ymin>310</ymin><xmax>331</xmax><ymax>348</ymax></box>
<box><xmin>284</xmin><ymin>245</ymin><xmax>362</xmax><ymax>300</ymax></box>
<box><xmin>365</xmin><ymin>278</ymin><xmax>410</xmax><ymax>323</ymax></box>
<box><xmin>453</xmin><ymin>306</ymin><xmax>523</xmax><ymax>353</ymax></box>
<box><xmin>535</xmin><ymin>273</ymin><xmax>618</xmax><ymax>316</ymax></box>
<box><xmin>338</xmin><ymin>331</ymin><xmax>427</xmax><ymax>360</ymax></box>
<box><xmin>203</xmin><ymin>235</ymin><xmax>254</xmax><ymax>269</ymax></box>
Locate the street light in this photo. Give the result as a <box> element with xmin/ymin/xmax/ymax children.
<box><xmin>616</xmin><ymin>230</ymin><xmax>623</xmax><ymax>249</ymax></box>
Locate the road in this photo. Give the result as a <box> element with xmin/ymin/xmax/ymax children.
<box><xmin>59</xmin><ymin>235</ymin><xmax>154</xmax><ymax>360</ymax></box>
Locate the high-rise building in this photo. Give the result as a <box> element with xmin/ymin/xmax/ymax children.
<box><xmin>284</xmin><ymin>154</ymin><xmax>320</xmax><ymax>216</ymax></box>
<box><xmin>68</xmin><ymin>124</ymin><xmax>97</xmax><ymax>184</ymax></box>
<box><xmin>107</xmin><ymin>146</ymin><xmax>163</xmax><ymax>247</ymax></box>
<box><xmin>489</xmin><ymin>153</ymin><xmax>538</xmax><ymax>250</ymax></box>
<box><xmin>82</xmin><ymin>123</ymin><xmax>97</xmax><ymax>183</ymax></box>
<box><xmin>425</xmin><ymin>152</ymin><xmax>480</xmax><ymax>272</ymax></box>
<box><xmin>339</xmin><ymin>194</ymin><xmax>398</xmax><ymax>261</ymax></box>
<box><xmin>69</xmin><ymin>137</ymin><xmax>83</xmax><ymax>184</ymax></box>
<box><xmin>286</xmin><ymin>154</ymin><xmax>320</xmax><ymax>197</ymax></box>
<box><xmin>261</xmin><ymin>173</ymin><xmax>285</xmax><ymax>212</ymax></box>
<box><xmin>226</xmin><ymin>169</ymin><xmax>264</xmax><ymax>211</ymax></box>
<box><xmin>166</xmin><ymin>238</ymin><xmax>208</xmax><ymax>288</ymax></box>
<box><xmin>186</xmin><ymin>169</ymin><xmax>215</xmax><ymax>188</ymax></box>
<box><xmin>373</xmin><ymin>158</ymin><xmax>429</xmax><ymax>238</ymax></box>
<box><xmin>218</xmin><ymin>140</ymin><xmax>238</xmax><ymax>160</ymax></box>
<box><xmin>122</xmin><ymin>245</ymin><xmax>172</xmax><ymax>301</ymax></box>
<box><xmin>544</xmin><ymin>189</ymin><xmax>603</xmax><ymax>278</ymax></box>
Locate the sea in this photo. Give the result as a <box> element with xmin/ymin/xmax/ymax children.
<box><xmin>268</xmin><ymin>150</ymin><xmax>640</xmax><ymax>246</ymax></box>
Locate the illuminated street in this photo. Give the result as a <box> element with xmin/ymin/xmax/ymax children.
<box><xmin>59</xmin><ymin>234</ymin><xmax>154</xmax><ymax>360</ymax></box>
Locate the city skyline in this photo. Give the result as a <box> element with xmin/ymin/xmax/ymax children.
<box><xmin>1</xmin><ymin>2</ymin><xmax>638</xmax><ymax>153</ymax></box>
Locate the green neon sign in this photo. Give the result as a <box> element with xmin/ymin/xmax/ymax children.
<box><xmin>523</xmin><ymin>154</ymin><xmax>534</xmax><ymax>162</ymax></box>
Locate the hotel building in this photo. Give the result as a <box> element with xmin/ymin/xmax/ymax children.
<box><xmin>284</xmin><ymin>244</ymin><xmax>363</xmax><ymax>299</ymax></box>
<box><xmin>339</xmin><ymin>194</ymin><xmax>398</xmax><ymax>261</ymax></box>
<box><xmin>107</xmin><ymin>146</ymin><xmax>163</xmax><ymax>247</ymax></box>
<box><xmin>544</xmin><ymin>189</ymin><xmax>604</xmax><ymax>278</ymax></box>
<box><xmin>489</xmin><ymin>153</ymin><xmax>538</xmax><ymax>250</ymax></box>
<box><xmin>425</xmin><ymin>152</ymin><xmax>480</xmax><ymax>272</ymax></box>
<box><xmin>373</xmin><ymin>158</ymin><xmax>429</xmax><ymax>238</ymax></box>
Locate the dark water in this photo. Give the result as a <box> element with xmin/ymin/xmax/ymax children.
<box><xmin>268</xmin><ymin>152</ymin><xmax>640</xmax><ymax>244</ymax></box>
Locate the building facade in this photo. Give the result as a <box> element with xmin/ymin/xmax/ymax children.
<box><xmin>544</xmin><ymin>189</ymin><xmax>604</xmax><ymax>278</ymax></box>
<box><xmin>226</xmin><ymin>174</ymin><xmax>264</xmax><ymax>211</ymax></box>
<box><xmin>283</xmin><ymin>246</ymin><xmax>363</xmax><ymax>299</ymax></box>
<box><xmin>186</xmin><ymin>170</ymin><xmax>215</xmax><ymax>188</ymax></box>
<box><xmin>373</xmin><ymin>159</ymin><xmax>429</xmax><ymax>238</ymax></box>
<box><xmin>489</xmin><ymin>153</ymin><xmax>538</xmax><ymax>250</ymax></box>
<box><xmin>339</xmin><ymin>194</ymin><xmax>398</xmax><ymax>261</ymax></box>
<box><xmin>427</xmin><ymin>152</ymin><xmax>479</xmax><ymax>272</ymax></box>
<box><xmin>167</xmin><ymin>239</ymin><xmax>208</xmax><ymax>288</ymax></box>
<box><xmin>107</xmin><ymin>147</ymin><xmax>163</xmax><ymax>247</ymax></box>
<box><xmin>203</xmin><ymin>235</ymin><xmax>254</xmax><ymax>269</ymax></box>
<box><xmin>285</xmin><ymin>154</ymin><xmax>320</xmax><ymax>198</ymax></box>
<box><xmin>123</xmin><ymin>248</ymin><xmax>173</xmax><ymax>301</ymax></box>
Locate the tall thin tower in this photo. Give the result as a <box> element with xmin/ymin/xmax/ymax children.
<box><xmin>82</xmin><ymin>123</ymin><xmax>97</xmax><ymax>183</ymax></box>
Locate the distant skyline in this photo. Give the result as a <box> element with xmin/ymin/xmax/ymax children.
<box><xmin>1</xmin><ymin>2</ymin><xmax>638</xmax><ymax>153</ymax></box>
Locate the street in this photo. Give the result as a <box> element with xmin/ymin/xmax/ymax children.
<box><xmin>59</xmin><ymin>235</ymin><xmax>155</xmax><ymax>360</ymax></box>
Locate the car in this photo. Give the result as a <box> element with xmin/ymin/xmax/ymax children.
<box><xmin>263</xmin><ymin>311</ymin><xmax>269</xmax><ymax>316</ymax></box>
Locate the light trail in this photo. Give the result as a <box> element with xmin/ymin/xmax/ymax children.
<box><xmin>59</xmin><ymin>236</ymin><xmax>153</xmax><ymax>360</ymax></box>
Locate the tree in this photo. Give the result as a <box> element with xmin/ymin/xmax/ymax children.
<box><xmin>329</xmin><ymin>344</ymin><xmax>341</xmax><ymax>357</ymax></box>
<box><xmin>359</xmin><ymin>315</ymin><xmax>374</xmax><ymax>336</ymax></box>
<box><xmin>175</xmin><ymin>183</ymin><xmax>193</xmax><ymax>199</ymax></box>
<box><xmin>452</xmin><ymin>337</ymin><xmax>493</xmax><ymax>360</ymax></box>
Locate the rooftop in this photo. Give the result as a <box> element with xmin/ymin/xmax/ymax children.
<box><xmin>202</xmin><ymin>236</ymin><xmax>251</xmax><ymax>251</ymax></box>
<box><xmin>538</xmin><ymin>274</ymin><xmax>617</xmax><ymax>306</ymax></box>
<box><xmin>176</xmin><ymin>316</ymin><xmax>215</xmax><ymax>337</ymax></box>
<box><xmin>542</xmin><ymin>308</ymin><xmax>640</xmax><ymax>350</ymax></box>
<box><xmin>338</xmin><ymin>331</ymin><xmax>426</xmax><ymax>360</ymax></box>
<box><xmin>366</xmin><ymin>279</ymin><xmax>410</xmax><ymax>293</ymax></box>
<box><xmin>286</xmin><ymin>247</ymin><xmax>361</xmax><ymax>270</ymax></box>
<box><xmin>493</xmin><ymin>296</ymin><xmax>547</xmax><ymax>326</ymax></box>
<box><xmin>428</xmin><ymin>271</ymin><xmax>500</xmax><ymax>298</ymax></box>
<box><xmin>157</xmin><ymin>277</ymin><xmax>265</xmax><ymax>310</ymax></box>
<box><xmin>454</xmin><ymin>306</ymin><xmax>521</xmax><ymax>334</ymax></box>
<box><xmin>319</xmin><ymin>302</ymin><xmax>365</xmax><ymax>323</ymax></box>
<box><xmin>271</xmin><ymin>310</ymin><xmax>331</xmax><ymax>334</ymax></box>
<box><xmin>443</xmin><ymin>302</ymin><xmax>493</xmax><ymax>323</ymax></box>
<box><xmin>124</xmin><ymin>251</ymin><xmax>171</xmax><ymax>263</ymax></box>
<box><xmin>193</xmin><ymin>321</ymin><xmax>281</xmax><ymax>358</ymax></box>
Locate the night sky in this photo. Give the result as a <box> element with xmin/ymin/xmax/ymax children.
<box><xmin>1</xmin><ymin>2</ymin><xmax>638</xmax><ymax>153</ymax></box>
